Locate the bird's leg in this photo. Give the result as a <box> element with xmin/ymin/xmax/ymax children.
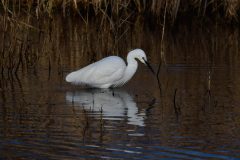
<box><xmin>110</xmin><ymin>87</ymin><xmax>115</xmax><ymax>96</ymax></box>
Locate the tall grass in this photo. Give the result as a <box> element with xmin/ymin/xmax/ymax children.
<box><xmin>0</xmin><ymin>0</ymin><xmax>239</xmax><ymax>83</ymax></box>
<box><xmin>0</xmin><ymin>0</ymin><xmax>239</xmax><ymax>21</ymax></box>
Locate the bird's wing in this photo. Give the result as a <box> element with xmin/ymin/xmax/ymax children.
<box><xmin>67</xmin><ymin>56</ymin><xmax>126</xmax><ymax>86</ymax></box>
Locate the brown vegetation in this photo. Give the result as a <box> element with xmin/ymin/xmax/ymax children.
<box><xmin>0</xmin><ymin>0</ymin><xmax>239</xmax><ymax>79</ymax></box>
<box><xmin>0</xmin><ymin>0</ymin><xmax>240</xmax><ymax>21</ymax></box>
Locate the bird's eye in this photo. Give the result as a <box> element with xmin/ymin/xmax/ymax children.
<box><xmin>142</xmin><ymin>57</ymin><xmax>147</xmax><ymax>63</ymax></box>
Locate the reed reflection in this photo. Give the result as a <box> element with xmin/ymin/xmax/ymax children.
<box><xmin>66</xmin><ymin>89</ymin><xmax>145</xmax><ymax>127</ymax></box>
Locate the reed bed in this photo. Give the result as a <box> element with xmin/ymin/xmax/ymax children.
<box><xmin>0</xmin><ymin>0</ymin><xmax>239</xmax><ymax>21</ymax></box>
<box><xmin>0</xmin><ymin>0</ymin><xmax>240</xmax><ymax>88</ymax></box>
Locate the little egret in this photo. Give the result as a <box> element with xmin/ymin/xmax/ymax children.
<box><xmin>65</xmin><ymin>49</ymin><xmax>154</xmax><ymax>88</ymax></box>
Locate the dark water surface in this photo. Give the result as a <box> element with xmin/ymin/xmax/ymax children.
<box><xmin>0</xmin><ymin>16</ymin><xmax>240</xmax><ymax>159</ymax></box>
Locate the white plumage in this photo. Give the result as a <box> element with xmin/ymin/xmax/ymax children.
<box><xmin>66</xmin><ymin>49</ymin><xmax>153</xmax><ymax>88</ymax></box>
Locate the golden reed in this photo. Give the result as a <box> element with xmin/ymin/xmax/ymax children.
<box><xmin>0</xmin><ymin>0</ymin><xmax>239</xmax><ymax>21</ymax></box>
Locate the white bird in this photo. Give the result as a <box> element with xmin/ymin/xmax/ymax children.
<box><xmin>65</xmin><ymin>49</ymin><xmax>154</xmax><ymax>88</ymax></box>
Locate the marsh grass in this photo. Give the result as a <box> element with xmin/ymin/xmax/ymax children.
<box><xmin>0</xmin><ymin>1</ymin><xmax>239</xmax><ymax>89</ymax></box>
<box><xmin>0</xmin><ymin>15</ymin><xmax>40</xmax><ymax>75</ymax></box>
<box><xmin>0</xmin><ymin>0</ymin><xmax>239</xmax><ymax>21</ymax></box>
<box><xmin>2</xmin><ymin>0</ymin><xmax>239</xmax><ymax>87</ymax></box>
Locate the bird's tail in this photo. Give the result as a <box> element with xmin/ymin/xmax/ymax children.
<box><xmin>65</xmin><ymin>72</ymin><xmax>77</xmax><ymax>82</ymax></box>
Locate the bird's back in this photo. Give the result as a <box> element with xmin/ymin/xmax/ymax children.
<box><xmin>66</xmin><ymin>56</ymin><xmax>126</xmax><ymax>88</ymax></box>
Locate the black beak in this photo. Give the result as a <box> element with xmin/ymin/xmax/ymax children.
<box><xmin>143</xmin><ymin>59</ymin><xmax>155</xmax><ymax>75</ymax></box>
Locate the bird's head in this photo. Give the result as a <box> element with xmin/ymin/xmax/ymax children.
<box><xmin>128</xmin><ymin>49</ymin><xmax>155</xmax><ymax>74</ymax></box>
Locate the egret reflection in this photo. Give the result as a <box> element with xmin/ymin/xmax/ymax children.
<box><xmin>66</xmin><ymin>89</ymin><xmax>145</xmax><ymax>127</ymax></box>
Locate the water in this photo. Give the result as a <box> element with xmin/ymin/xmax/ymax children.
<box><xmin>0</xmin><ymin>15</ymin><xmax>240</xmax><ymax>159</ymax></box>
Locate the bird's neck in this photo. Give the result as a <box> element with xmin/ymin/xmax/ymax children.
<box><xmin>123</xmin><ymin>59</ymin><xmax>138</xmax><ymax>83</ymax></box>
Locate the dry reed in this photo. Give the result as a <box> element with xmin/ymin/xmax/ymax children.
<box><xmin>0</xmin><ymin>0</ymin><xmax>239</xmax><ymax>80</ymax></box>
<box><xmin>0</xmin><ymin>0</ymin><xmax>239</xmax><ymax>21</ymax></box>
